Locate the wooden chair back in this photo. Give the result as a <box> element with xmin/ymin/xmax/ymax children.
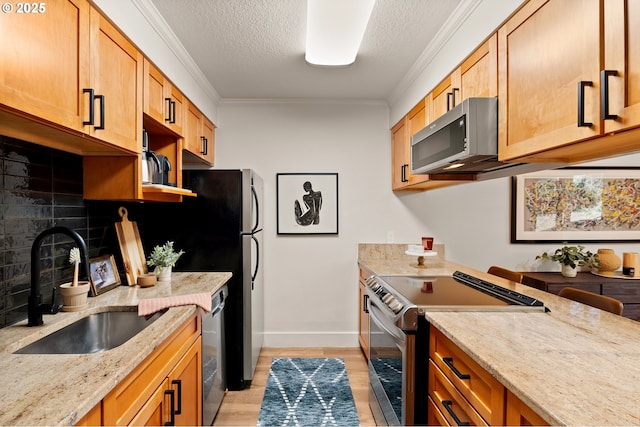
<box><xmin>557</xmin><ymin>287</ymin><xmax>624</xmax><ymax>315</ymax></box>
<box><xmin>487</xmin><ymin>266</ymin><xmax>524</xmax><ymax>283</ymax></box>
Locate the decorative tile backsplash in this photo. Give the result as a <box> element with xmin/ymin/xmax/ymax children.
<box><xmin>0</xmin><ymin>136</ymin><xmax>136</xmax><ymax>327</ymax></box>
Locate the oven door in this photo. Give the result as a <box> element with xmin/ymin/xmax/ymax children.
<box><xmin>368</xmin><ymin>298</ymin><xmax>415</xmax><ymax>426</ymax></box>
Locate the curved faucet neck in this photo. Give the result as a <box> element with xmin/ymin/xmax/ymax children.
<box><xmin>29</xmin><ymin>226</ymin><xmax>90</xmax><ymax>326</ymax></box>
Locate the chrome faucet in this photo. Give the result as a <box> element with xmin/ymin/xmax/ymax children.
<box><xmin>28</xmin><ymin>226</ymin><xmax>91</xmax><ymax>326</ymax></box>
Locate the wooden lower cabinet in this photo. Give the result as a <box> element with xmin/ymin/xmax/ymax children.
<box><xmin>358</xmin><ymin>266</ymin><xmax>372</xmax><ymax>360</ymax></box>
<box><xmin>506</xmin><ymin>390</ymin><xmax>549</xmax><ymax>426</ymax></box>
<box><xmin>130</xmin><ymin>337</ymin><xmax>202</xmax><ymax>426</ymax></box>
<box><xmin>428</xmin><ymin>326</ymin><xmax>548</xmax><ymax>426</ymax></box>
<box><xmin>97</xmin><ymin>314</ymin><xmax>201</xmax><ymax>426</ymax></box>
<box><xmin>76</xmin><ymin>401</ymin><xmax>102</xmax><ymax>426</ymax></box>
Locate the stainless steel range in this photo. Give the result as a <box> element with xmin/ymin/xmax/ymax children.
<box><xmin>365</xmin><ymin>271</ymin><xmax>546</xmax><ymax>426</ymax></box>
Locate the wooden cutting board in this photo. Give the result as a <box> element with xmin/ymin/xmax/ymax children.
<box><xmin>115</xmin><ymin>206</ymin><xmax>148</xmax><ymax>286</ymax></box>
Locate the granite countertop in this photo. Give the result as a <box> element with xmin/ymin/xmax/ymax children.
<box><xmin>358</xmin><ymin>243</ymin><xmax>640</xmax><ymax>426</ymax></box>
<box><xmin>0</xmin><ymin>272</ymin><xmax>231</xmax><ymax>426</ymax></box>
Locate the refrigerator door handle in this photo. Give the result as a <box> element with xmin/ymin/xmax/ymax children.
<box><xmin>251</xmin><ymin>234</ymin><xmax>259</xmax><ymax>289</ymax></box>
<box><xmin>251</xmin><ymin>184</ymin><xmax>260</xmax><ymax>233</ymax></box>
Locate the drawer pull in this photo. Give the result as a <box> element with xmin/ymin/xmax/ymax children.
<box><xmin>164</xmin><ymin>389</ymin><xmax>175</xmax><ymax>426</ymax></box>
<box><xmin>443</xmin><ymin>357</ymin><xmax>470</xmax><ymax>380</ymax></box>
<box><xmin>577</xmin><ymin>81</ymin><xmax>593</xmax><ymax>127</ymax></box>
<box><xmin>171</xmin><ymin>379</ymin><xmax>182</xmax><ymax>414</ymax></box>
<box><xmin>600</xmin><ymin>69</ymin><xmax>618</xmax><ymax>120</ymax></box>
<box><xmin>442</xmin><ymin>400</ymin><xmax>470</xmax><ymax>426</ymax></box>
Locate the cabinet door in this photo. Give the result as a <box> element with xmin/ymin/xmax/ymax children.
<box><xmin>200</xmin><ymin>116</ymin><xmax>215</xmax><ymax>165</ymax></box>
<box><xmin>391</xmin><ymin>118</ymin><xmax>410</xmax><ymax>190</ymax></box>
<box><xmin>88</xmin><ymin>7</ymin><xmax>142</xmax><ymax>153</ymax></box>
<box><xmin>430</xmin><ymin>75</ymin><xmax>455</xmax><ymax>120</ymax></box>
<box><xmin>184</xmin><ymin>100</ymin><xmax>203</xmax><ymax>157</ymax></box>
<box><xmin>498</xmin><ymin>0</ymin><xmax>601</xmax><ymax>161</ymax></box>
<box><xmin>358</xmin><ymin>281</ymin><xmax>370</xmax><ymax>358</ymax></box>
<box><xmin>129</xmin><ymin>378</ymin><xmax>173</xmax><ymax>426</ymax></box>
<box><xmin>0</xmin><ymin>0</ymin><xmax>90</xmax><ymax>131</ymax></box>
<box><xmin>506</xmin><ymin>390</ymin><xmax>549</xmax><ymax>426</ymax></box>
<box><xmin>169</xmin><ymin>337</ymin><xmax>202</xmax><ymax>426</ymax></box>
<box><xmin>144</xmin><ymin>59</ymin><xmax>185</xmax><ymax>137</ymax></box>
<box><xmin>457</xmin><ymin>34</ymin><xmax>498</xmax><ymax>100</ymax></box>
<box><xmin>603</xmin><ymin>0</ymin><xmax>640</xmax><ymax>133</ymax></box>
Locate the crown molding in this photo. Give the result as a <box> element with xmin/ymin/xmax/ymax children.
<box><xmin>130</xmin><ymin>0</ymin><xmax>221</xmax><ymax>105</ymax></box>
<box><xmin>387</xmin><ymin>0</ymin><xmax>483</xmax><ymax>106</ymax></box>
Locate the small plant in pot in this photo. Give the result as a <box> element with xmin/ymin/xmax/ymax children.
<box><xmin>147</xmin><ymin>241</ymin><xmax>185</xmax><ymax>281</ymax></box>
<box><xmin>58</xmin><ymin>247</ymin><xmax>91</xmax><ymax>311</ymax></box>
<box><xmin>536</xmin><ymin>242</ymin><xmax>598</xmax><ymax>277</ymax></box>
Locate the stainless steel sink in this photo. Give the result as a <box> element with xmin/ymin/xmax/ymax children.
<box><xmin>14</xmin><ymin>309</ymin><xmax>166</xmax><ymax>354</ymax></box>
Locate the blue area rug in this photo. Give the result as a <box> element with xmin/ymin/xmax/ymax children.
<box><xmin>257</xmin><ymin>358</ymin><xmax>360</xmax><ymax>426</ymax></box>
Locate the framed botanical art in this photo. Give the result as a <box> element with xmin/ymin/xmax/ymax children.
<box><xmin>276</xmin><ymin>173</ymin><xmax>339</xmax><ymax>235</ymax></box>
<box><xmin>511</xmin><ymin>168</ymin><xmax>640</xmax><ymax>243</ymax></box>
<box><xmin>89</xmin><ymin>254</ymin><xmax>121</xmax><ymax>295</ymax></box>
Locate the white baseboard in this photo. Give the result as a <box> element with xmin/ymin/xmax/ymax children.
<box><xmin>263</xmin><ymin>331</ymin><xmax>359</xmax><ymax>347</ymax></box>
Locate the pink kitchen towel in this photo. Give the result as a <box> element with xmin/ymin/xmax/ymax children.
<box><xmin>138</xmin><ymin>292</ymin><xmax>212</xmax><ymax>316</ymax></box>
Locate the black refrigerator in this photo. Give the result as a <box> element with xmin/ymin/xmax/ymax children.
<box><xmin>143</xmin><ymin>169</ymin><xmax>264</xmax><ymax>391</ymax></box>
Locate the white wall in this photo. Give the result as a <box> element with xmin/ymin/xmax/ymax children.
<box><xmin>215</xmin><ymin>101</ymin><xmax>437</xmax><ymax>346</ymax></box>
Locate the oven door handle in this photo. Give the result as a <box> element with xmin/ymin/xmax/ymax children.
<box><xmin>369</xmin><ymin>299</ymin><xmax>405</xmax><ymax>343</ymax></box>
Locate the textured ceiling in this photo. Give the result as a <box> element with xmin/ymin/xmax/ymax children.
<box><xmin>149</xmin><ymin>0</ymin><xmax>465</xmax><ymax>101</ymax></box>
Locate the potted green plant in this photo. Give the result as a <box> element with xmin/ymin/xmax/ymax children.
<box><xmin>536</xmin><ymin>242</ymin><xmax>598</xmax><ymax>277</ymax></box>
<box><xmin>147</xmin><ymin>241</ymin><xmax>185</xmax><ymax>281</ymax></box>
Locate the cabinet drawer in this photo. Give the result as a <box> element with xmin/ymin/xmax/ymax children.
<box><xmin>430</xmin><ymin>326</ymin><xmax>504</xmax><ymax>425</ymax></box>
<box><xmin>429</xmin><ymin>360</ymin><xmax>488</xmax><ymax>426</ymax></box>
<box><xmin>602</xmin><ymin>283</ymin><xmax>640</xmax><ymax>303</ymax></box>
<box><xmin>427</xmin><ymin>395</ymin><xmax>450</xmax><ymax>426</ymax></box>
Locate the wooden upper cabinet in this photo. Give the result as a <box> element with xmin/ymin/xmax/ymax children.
<box><xmin>457</xmin><ymin>34</ymin><xmax>498</xmax><ymax>100</ymax></box>
<box><xmin>0</xmin><ymin>0</ymin><xmax>90</xmax><ymax>131</ymax></box>
<box><xmin>183</xmin><ymin>99</ymin><xmax>215</xmax><ymax>165</ymax></box>
<box><xmin>429</xmin><ymin>75</ymin><xmax>455</xmax><ymax>121</ymax></box>
<box><xmin>88</xmin><ymin>8</ymin><xmax>143</xmax><ymax>153</ymax></box>
<box><xmin>428</xmin><ymin>34</ymin><xmax>497</xmax><ymax>124</ymax></box>
<box><xmin>603</xmin><ymin>0</ymin><xmax>640</xmax><ymax>133</ymax></box>
<box><xmin>143</xmin><ymin>58</ymin><xmax>184</xmax><ymax>136</ymax></box>
<box><xmin>497</xmin><ymin>0</ymin><xmax>601</xmax><ymax>161</ymax></box>
<box><xmin>392</xmin><ymin>100</ymin><xmax>430</xmax><ymax>190</ymax></box>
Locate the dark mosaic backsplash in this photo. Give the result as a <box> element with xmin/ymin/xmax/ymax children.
<box><xmin>0</xmin><ymin>136</ymin><xmax>140</xmax><ymax>327</ymax></box>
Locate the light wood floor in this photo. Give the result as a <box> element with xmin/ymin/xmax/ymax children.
<box><xmin>213</xmin><ymin>347</ymin><xmax>375</xmax><ymax>426</ymax></box>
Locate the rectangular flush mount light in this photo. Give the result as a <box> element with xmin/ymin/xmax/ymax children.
<box><xmin>305</xmin><ymin>0</ymin><xmax>376</xmax><ymax>67</ymax></box>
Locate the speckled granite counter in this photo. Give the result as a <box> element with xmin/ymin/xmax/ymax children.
<box><xmin>358</xmin><ymin>244</ymin><xmax>640</xmax><ymax>426</ymax></box>
<box><xmin>0</xmin><ymin>272</ymin><xmax>231</xmax><ymax>426</ymax></box>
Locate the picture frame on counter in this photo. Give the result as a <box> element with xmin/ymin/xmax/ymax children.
<box><xmin>276</xmin><ymin>172</ymin><xmax>339</xmax><ymax>235</ymax></box>
<box><xmin>511</xmin><ymin>167</ymin><xmax>640</xmax><ymax>243</ymax></box>
<box><xmin>89</xmin><ymin>254</ymin><xmax>121</xmax><ymax>296</ymax></box>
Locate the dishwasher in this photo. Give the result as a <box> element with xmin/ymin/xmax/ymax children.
<box><xmin>202</xmin><ymin>284</ymin><xmax>227</xmax><ymax>426</ymax></box>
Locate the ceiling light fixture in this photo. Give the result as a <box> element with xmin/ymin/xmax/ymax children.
<box><xmin>305</xmin><ymin>0</ymin><xmax>376</xmax><ymax>67</ymax></box>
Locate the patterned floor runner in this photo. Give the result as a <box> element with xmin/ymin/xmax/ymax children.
<box><xmin>257</xmin><ymin>357</ymin><xmax>360</xmax><ymax>426</ymax></box>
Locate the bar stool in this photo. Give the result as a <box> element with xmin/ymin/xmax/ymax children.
<box><xmin>557</xmin><ymin>287</ymin><xmax>623</xmax><ymax>315</ymax></box>
<box><xmin>487</xmin><ymin>266</ymin><xmax>524</xmax><ymax>283</ymax></box>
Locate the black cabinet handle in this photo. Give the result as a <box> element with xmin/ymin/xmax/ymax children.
<box><xmin>170</xmin><ymin>100</ymin><xmax>176</xmax><ymax>124</ymax></box>
<box><xmin>200</xmin><ymin>136</ymin><xmax>207</xmax><ymax>155</ymax></box>
<box><xmin>601</xmin><ymin>69</ymin><xmax>618</xmax><ymax>120</ymax></box>
<box><xmin>442</xmin><ymin>400</ymin><xmax>470</xmax><ymax>426</ymax></box>
<box><xmin>363</xmin><ymin>294</ymin><xmax>369</xmax><ymax>314</ymax></box>
<box><xmin>446</xmin><ymin>88</ymin><xmax>460</xmax><ymax>112</ymax></box>
<box><xmin>83</xmin><ymin>88</ymin><xmax>94</xmax><ymax>125</ymax></box>
<box><xmin>164</xmin><ymin>389</ymin><xmax>175</xmax><ymax>426</ymax></box>
<box><xmin>577</xmin><ymin>81</ymin><xmax>593</xmax><ymax>127</ymax></box>
<box><xmin>171</xmin><ymin>379</ymin><xmax>182</xmax><ymax>414</ymax></box>
<box><xmin>165</xmin><ymin>98</ymin><xmax>172</xmax><ymax>122</ymax></box>
<box><xmin>443</xmin><ymin>357</ymin><xmax>470</xmax><ymax>380</ymax></box>
<box><xmin>94</xmin><ymin>94</ymin><xmax>105</xmax><ymax>130</ymax></box>
<box><xmin>401</xmin><ymin>164</ymin><xmax>409</xmax><ymax>183</ymax></box>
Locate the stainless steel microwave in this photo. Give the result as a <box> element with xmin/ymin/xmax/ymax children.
<box><xmin>411</xmin><ymin>97</ymin><xmax>498</xmax><ymax>175</ymax></box>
